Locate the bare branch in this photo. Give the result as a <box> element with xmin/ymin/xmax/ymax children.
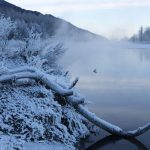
<box><xmin>67</xmin><ymin>96</ymin><xmax>85</xmax><ymax>106</ymax></box>
<box><xmin>69</xmin><ymin>77</ymin><xmax>79</xmax><ymax>89</ymax></box>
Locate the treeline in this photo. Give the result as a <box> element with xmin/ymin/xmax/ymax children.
<box><xmin>0</xmin><ymin>2</ymin><xmax>62</xmax><ymax>38</ymax></box>
<box><xmin>130</xmin><ymin>26</ymin><xmax>150</xmax><ymax>43</ymax></box>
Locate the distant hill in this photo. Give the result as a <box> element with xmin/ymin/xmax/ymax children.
<box><xmin>0</xmin><ymin>0</ymin><xmax>105</xmax><ymax>41</ymax></box>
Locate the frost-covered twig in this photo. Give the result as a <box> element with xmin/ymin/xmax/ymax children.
<box><xmin>15</xmin><ymin>79</ymin><xmax>35</xmax><ymax>86</ymax></box>
<box><xmin>45</xmin><ymin>69</ymin><xmax>55</xmax><ymax>74</ymax></box>
<box><xmin>6</xmin><ymin>66</ymin><xmax>37</xmax><ymax>74</ymax></box>
<box><xmin>69</xmin><ymin>77</ymin><xmax>79</xmax><ymax>89</ymax></box>
<box><xmin>0</xmin><ymin>70</ymin><xmax>73</xmax><ymax>96</ymax></box>
<box><xmin>1</xmin><ymin>66</ymin><xmax>54</xmax><ymax>76</ymax></box>
<box><xmin>67</xmin><ymin>96</ymin><xmax>85</xmax><ymax>106</ymax></box>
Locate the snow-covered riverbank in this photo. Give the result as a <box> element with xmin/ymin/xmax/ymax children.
<box><xmin>0</xmin><ymin>16</ymin><xmax>90</xmax><ymax>150</ymax></box>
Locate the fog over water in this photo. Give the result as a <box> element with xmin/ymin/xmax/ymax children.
<box><xmin>61</xmin><ymin>40</ymin><xmax>150</xmax><ymax>90</ymax></box>
<box><xmin>60</xmin><ymin>39</ymin><xmax>150</xmax><ymax>149</ymax></box>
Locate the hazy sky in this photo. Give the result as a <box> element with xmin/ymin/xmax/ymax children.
<box><xmin>7</xmin><ymin>0</ymin><xmax>150</xmax><ymax>39</ymax></box>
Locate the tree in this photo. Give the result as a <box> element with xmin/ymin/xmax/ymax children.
<box><xmin>0</xmin><ymin>16</ymin><xmax>15</xmax><ymax>51</ymax></box>
<box><xmin>143</xmin><ymin>27</ymin><xmax>150</xmax><ymax>41</ymax></box>
<box><xmin>139</xmin><ymin>26</ymin><xmax>143</xmax><ymax>41</ymax></box>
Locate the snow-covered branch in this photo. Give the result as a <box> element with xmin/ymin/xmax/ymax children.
<box><xmin>0</xmin><ymin>67</ymin><xmax>73</xmax><ymax>96</ymax></box>
<box><xmin>74</xmin><ymin>104</ymin><xmax>150</xmax><ymax>137</ymax></box>
<box><xmin>0</xmin><ymin>67</ymin><xmax>149</xmax><ymax>137</ymax></box>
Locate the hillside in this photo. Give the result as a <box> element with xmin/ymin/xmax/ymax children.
<box><xmin>0</xmin><ymin>0</ymin><xmax>104</xmax><ymax>41</ymax></box>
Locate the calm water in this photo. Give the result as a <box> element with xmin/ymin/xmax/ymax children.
<box><xmin>61</xmin><ymin>41</ymin><xmax>150</xmax><ymax>150</ymax></box>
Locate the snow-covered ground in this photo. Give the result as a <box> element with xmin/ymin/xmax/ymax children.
<box><xmin>0</xmin><ymin>16</ymin><xmax>90</xmax><ymax>150</ymax></box>
<box><xmin>24</xmin><ymin>142</ymin><xmax>74</xmax><ymax>150</ymax></box>
<box><xmin>0</xmin><ymin>134</ymin><xmax>75</xmax><ymax>150</ymax></box>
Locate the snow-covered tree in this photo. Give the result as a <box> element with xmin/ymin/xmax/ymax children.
<box><xmin>0</xmin><ymin>16</ymin><xmax>15</xmax><ymax>51</ymax></box>
<box><xmin>0</xmin><ymin>16</ymin><xmax>15</xmax><ymax>39</ymax></box>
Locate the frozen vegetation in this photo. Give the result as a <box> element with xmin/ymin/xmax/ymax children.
<box><xmin>0</xmin><ymin>16</ymin><xmax>90</xmax><ymax>149</ymax></box>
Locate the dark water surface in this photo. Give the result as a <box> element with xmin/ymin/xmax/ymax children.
<box><xmin>61</xmin><ymin>42</ymin><xmax>150</xmax><ymax>150</ymax></box>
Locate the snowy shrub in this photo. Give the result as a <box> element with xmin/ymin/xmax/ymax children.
<box><xmin>0</xmin><ymin>18</ymin><xmax>65</xmax><ymax>74</ymax></box>
<box><xmin>0</xmin><ymin>16</ymin><xmax>15</xmax><ymax>51</ymax></box>
<box><xmin>0</xmin><ymin>16</ymin><xmax>15</xmax><ymax>39</ymax></box>
<box><xmin>0</xmin><ymin>16</ymin><xmax>89</xmax><ymax>148</ymax></box>
<box><xmin>0</xmin><ymin>83</ymin><xmax>89</xmax><ymax>146</ymax></box>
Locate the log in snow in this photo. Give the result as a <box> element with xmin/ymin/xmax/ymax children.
<box><xmin>0</xmin><ymin>67</ymin><xmax>150</xmax><ymax>137</ymax></box>
<box><xmin>0</xmin><ymin>67</ymin><xmax>73</xmax><ymax>96</ymax></box>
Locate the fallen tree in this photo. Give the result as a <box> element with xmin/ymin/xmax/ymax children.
<box><xmin>0</xmin><ymin>67</ymin><xmax>150</xmax><ymax>138</ymax></box>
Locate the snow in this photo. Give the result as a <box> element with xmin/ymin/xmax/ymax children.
<box><xmin>0</xmin><ymin>134</ymin><xmax>24</xmax><ymax>150</ymax></box>
<box><xmin>24</xmin><ymin>142</ymin><xmax>75</xmax><ymax>150</ymax></box>
<box><xmin>0</xmin><ymin>134</ymin><xmax>75</xmax><ymax>150</ymax></box>
<box><xmin>0</xmin><ymin>15</ymin><xmax>90</xmax><ymax>149</ymax></box>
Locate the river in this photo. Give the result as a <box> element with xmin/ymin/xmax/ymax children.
<box><xmin>60</xmin><ymin>41</ymin><xmax>150</xmax><ymax>150</ymax></box>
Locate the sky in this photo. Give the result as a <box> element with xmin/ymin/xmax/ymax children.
<box><xmin>6</xmin><ymin>0</ymin><xmax>150</xmax><ymax>39</ymax></box>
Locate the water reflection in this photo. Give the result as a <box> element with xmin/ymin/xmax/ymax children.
<box><xmin>61</xmin><ymin>41</ymin><xmax>150</xmax><ymax>149</ymax></box>
<box><xmin>86</xmin><ymin>135</ymin><xmax>148</xmax><ymax>150</ymax></box>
